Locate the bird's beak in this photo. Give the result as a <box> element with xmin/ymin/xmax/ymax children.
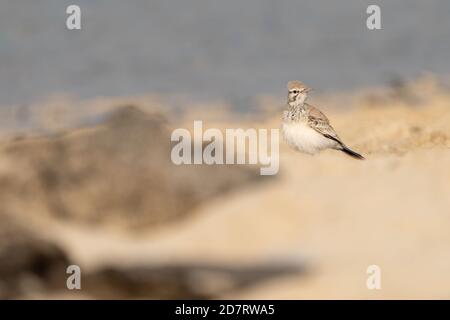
<box><xmin>304</xmin><ymin>87</ymin><xmax>313</xmax><ymax>93</ymax></box>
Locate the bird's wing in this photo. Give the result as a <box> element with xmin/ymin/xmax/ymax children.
<box><xmin>305</xmin><ymin>103</ymin><xmax>343</xmax><ymax>145</ymax></box>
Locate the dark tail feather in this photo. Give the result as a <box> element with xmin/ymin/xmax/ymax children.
<box><xmin>340</xmin><ymin>145</ymin><xmax>365</xmax><ymax>160</ymax></box>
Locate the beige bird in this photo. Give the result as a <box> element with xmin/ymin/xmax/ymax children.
<box><xmin>281</xmin><ymin>80</ymin><xmax>364</xmax><ymax>159</ymax></box>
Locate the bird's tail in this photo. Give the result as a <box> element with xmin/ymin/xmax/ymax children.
<box><xmin>340</xmin><ymin>145</ymin><xmax>365</xmax><ymax>160</ymax></box>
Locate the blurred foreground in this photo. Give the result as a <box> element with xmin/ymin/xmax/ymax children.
<box><xmin>0</xmin><ymin>75</ymin><xmax>449</xmax><ymax>299</ymax></box>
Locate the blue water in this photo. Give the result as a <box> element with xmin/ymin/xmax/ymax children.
<box><xmin>1</xmin><ymin>0</ymin><xmax>450</xmax><ymax>107</ymax></box>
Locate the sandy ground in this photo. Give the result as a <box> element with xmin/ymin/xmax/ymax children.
<box><xmin>52</xmin><ymin>83</ymin><xmax>450</xmax><ymax>299</ymax></box>
<box><xmin>1</xmin><ymin>76</ymin><xmax>450</xmax><ymax>299</ymax></box>
<box><xmin>51</xmin><ymin>147</ymin><xmax>450</xmax><ymax>299</ymax></box>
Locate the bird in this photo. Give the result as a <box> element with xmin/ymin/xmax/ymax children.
<box><xmin>281</xmin><ymin>80</ymin><xmax>365</xmax><ymax>159</ymax></box>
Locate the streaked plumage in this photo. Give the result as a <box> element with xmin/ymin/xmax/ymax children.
<box><xmin>282</xmin><ymin>80</ymin><xmax>364</xmax><ymax>159</ymax></box>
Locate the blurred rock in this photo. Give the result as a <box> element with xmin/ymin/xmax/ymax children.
<box><xmin>82</xmin><ymin>261</ymin><xmax>304</xmax><ymax>299</ymax></box>
<box><xmin>0</xmin><ymin>214</ymin><xmax>70</xmax><ymax>299</ymax></box>
<box><xmin>0</xmin><ymin>105</ymin><xmax>261</xmax><ymax>229</ymax></box>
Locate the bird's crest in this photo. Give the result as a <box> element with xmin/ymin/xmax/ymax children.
<box><xmin>288</xmin><ymin>80</ymin><xmax>310</xmax><ymax>91</ymax></box>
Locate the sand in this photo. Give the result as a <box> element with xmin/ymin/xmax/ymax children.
<box><xmin>1</xmin><ymin>75</ymin><xmax>449</xmax><ymax>299</ymax></box>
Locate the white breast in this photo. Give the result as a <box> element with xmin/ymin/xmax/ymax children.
<box><xmin>281</xmin><ymin>121</ymin><xmax>337</xmax><ymax>154</ymax></box>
